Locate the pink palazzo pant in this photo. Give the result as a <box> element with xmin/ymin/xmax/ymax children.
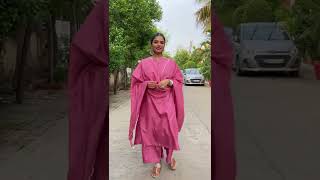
<box><xmin>142</xmin><ymin>145</ymin><xmax>174</xmax><ymax>164</ymax></box>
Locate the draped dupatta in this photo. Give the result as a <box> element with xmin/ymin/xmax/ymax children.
<box><xmin>212</xmin><ymin>13</ymin><xmax>237</xmax><ymax>180</ymax></box>
<box><xmin>68</xmin><ymin>1</ymin><xmax>108</xmax><ymax>179</ymax></box>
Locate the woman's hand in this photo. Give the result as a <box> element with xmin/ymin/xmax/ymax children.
<box><xmin>147</xmin><ymin>81</ymin><xmax>158</xmax><ymax>89</ymax></box>
<box><xmin>158</xmin><ymin>79</ymin><xmax>170</xmax><ymax>89</ymax></box>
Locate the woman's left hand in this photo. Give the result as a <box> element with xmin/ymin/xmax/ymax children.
<box><xmin>158</xmin><ymin>79</ymin><xmax>170</xmax><ymax>89</ymax></box>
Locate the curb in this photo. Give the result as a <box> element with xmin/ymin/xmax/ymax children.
<box><xmin>300</xmin><ymin>63</ymin><xmax>316</xmax><ymax>80</ymax></box>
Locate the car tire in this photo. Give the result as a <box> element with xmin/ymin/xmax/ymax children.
<box><xmin>288</xmin><ymin>71</ymin><xmax>299</xmax><ymax>77</ymax></box>
<box><xmin>235</xmin><ymin>56</ymin><xmax>244</xmax><ymax>76</ymax></box>
<box><xmin>236</xmin><ymin>62</ymin><xmax>244</xmax><ymax>76</ymax></box>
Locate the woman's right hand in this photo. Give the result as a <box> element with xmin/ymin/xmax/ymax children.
<box><xmin>147</xmin><ymin>81</ymin><xmax>157</xmax><ymax>89</ymax></box>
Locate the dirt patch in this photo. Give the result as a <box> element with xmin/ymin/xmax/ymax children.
<box><xmin>0</xmin><ymin>89</ymin><xmax>130</xmax><ymax>160</ymax></box>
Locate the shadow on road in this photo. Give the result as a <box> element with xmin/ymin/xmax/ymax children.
<box><xmin>233</xmin><ymin>71</ymin><xmax>301</xmax><ymax>79</ymax></box>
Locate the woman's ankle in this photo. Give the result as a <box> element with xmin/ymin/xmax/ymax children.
<box><xmin>155</xmin><ymin>162</ymin><xmax>161</xmax><ymax>168</ymax></box>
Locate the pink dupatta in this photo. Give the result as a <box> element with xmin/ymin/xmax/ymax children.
<box><xmin>67</xmin><ymin>1</ymin><xmax>108</xmax><ymax>180</ymax></box>
<box><xmin>128</xmin><ymin>57</ymin><xmax>184</xmax><ymax>148</ymax></box>
<box><xmin>212</xmin><ymin>13</ymin><xmax>237</xmax><ymax>180</ymax></box>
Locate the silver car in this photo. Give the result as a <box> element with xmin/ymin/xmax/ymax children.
<box><xmin>233</xmin><ymin>22</ymin><xmax>301</xmax><ymax>77</ymax></box>
<box><xmin>183</xmin><ymin>68</ymin><xmax>205</xmax><ymax>85</ymax></box>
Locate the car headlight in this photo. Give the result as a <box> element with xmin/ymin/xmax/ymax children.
<box><xmin>290</xmin><ymin>48</ymin><xmax>298</xmax><ymax>54</ymax></box>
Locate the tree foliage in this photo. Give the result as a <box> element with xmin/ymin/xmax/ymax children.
<box><xmin>232</xmin><ymin>0</ymin><xmax>273</xmax><ymax>27</ymax></box>
<box><xmin>273</xmin><ymin>0</ymin><xmax>320</xmax><ymax>59</ymax></box>
<box><xmin>174</xmin><ymin>49</ymin><xmax>191</xmax><ymax>69</ymax></box>
<box><xmin>174</xmin><ymin>40</ymin><xmax>211</xmax><ymax>80</ymax></box>
<box><xmin>195</xmin><ymin>0</ymin><xmax>211</xmax><ymax>32</ymax></box>
<box><xmin>109</xmin><ymin>0</ymin><xmax>162</xmax><ymax>71</ymax></box>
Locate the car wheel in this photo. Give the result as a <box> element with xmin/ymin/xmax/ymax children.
<box><xmin>288</xmin><ymin>71</ymin><xmax>299</xmax><ymax>77</ymax></box>
<box><xmin>236</xmin><ymin>61</ymin><xmax>244</xmax><ymax>76</ymax></box>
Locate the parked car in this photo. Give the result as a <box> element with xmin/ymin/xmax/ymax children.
<box><xmin>183</xmin><ymin>68</ymin><xmax>205</xmax><ymax>85</ymax></box>
<box><xmin>233</xmin><ymin>22</ymin><xmax>301</xmax><ymax>76</ymax></box>
<box><xmin>224</xmin><ymin>27</ymin><xmax>236</xmax><ymax>70</ymax></box>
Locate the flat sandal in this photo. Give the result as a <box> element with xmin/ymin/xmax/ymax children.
<box><xmin>169</xmin><ymin>158</ymin><xmax>177</xmax><ymax>170</ymax></box>
<box><xmin>151</xmin><ymin>166</ymin><xmax>161</xmax><ymax>178</ymax></box>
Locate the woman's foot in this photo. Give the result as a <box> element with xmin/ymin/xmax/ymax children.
<box><xmin>169</xmin><ymin>158</ymin><xmax>176</xmax><ymax>170</ymax></box>
<box><xmin>151</xmin><ymin>163</ymin><xmax>161</xmax><ymax>178</ymax></box>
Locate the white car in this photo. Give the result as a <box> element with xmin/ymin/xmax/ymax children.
<box><xmin>233</xmin><ymin>22</ymin><xmax>301</xmax><ymax>77</ymax></box>
<box><xmin>183</xmin><ymin>68</ymin><xmax>205</xmax><ymax>85</ymax></box>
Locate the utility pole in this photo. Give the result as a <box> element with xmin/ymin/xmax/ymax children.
<box><xmin>189</xmin><ymin>41</ymin><xmax>193</xmax><ymax>53</ymax></box>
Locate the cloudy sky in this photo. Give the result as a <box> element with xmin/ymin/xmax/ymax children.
<box><xmin>154</xmin><ymin>0</ymin><xmax>207</xmax><ymax>56</ymax></box>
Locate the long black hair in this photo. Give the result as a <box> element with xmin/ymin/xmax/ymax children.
<box><xmin>150</xmin><ymin>32</ymin><xmax>166</xmax><ymax>44</ymax></box>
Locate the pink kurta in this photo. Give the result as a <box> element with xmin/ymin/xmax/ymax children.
<box><xmin>129</xmin><ymin>57</ymin><xmax>184</xmax><ymax>150</ymax></box>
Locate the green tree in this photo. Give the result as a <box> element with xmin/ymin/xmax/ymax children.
<box><xmin>1</xmin><ymin>0</ymin><xmax>47</xmax><ymax>104</ymax></box>
<box><xmin>198</xmin><ymin>41</ymin><xmax>211</xmax><ymax>80</ymax></box>
<box><xmin>109</xmin><ymin>0</ymin><xmax>162</xmax><ymax>94</ymax></box>
<box><xmin>0</xmin><ymin>0</ymin><xmax>92</xmax><ymax>103</ymax></box>
<box><xmin>232</xmin><ymin>0</ymin><xmax>273</xmax><ymax>27</ymax></box>
<box><xmin>274</xmin><ymin>0</ymin><xmax>320</xmax><ymax>60</ymax></box>
<box><xmin>195</xmin><ymin>0</ymin><xmax>211</xmax><ymax>32</ymax></box>
<box><xmin>292</xmin><ymin>0</ymin><xmax>320</xmax><ymax>60</ymax></box>
<box><xmin>174</xmin><ymin>49</ymin><xmax>191</xmax><ymax>69</ymax></box>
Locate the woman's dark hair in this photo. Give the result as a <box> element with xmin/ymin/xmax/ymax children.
<box><xmin>150</xmin><ymin>33</ymin><xmax>166</xmax><ymax>44</ymax></box>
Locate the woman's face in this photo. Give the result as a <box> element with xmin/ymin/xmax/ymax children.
<box><xmin>151</xmin><ymin>36</ymin><xmax>165</xmax><ymax>54</ymax></box>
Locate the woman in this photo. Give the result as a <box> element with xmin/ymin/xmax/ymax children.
<box><xmin>128</xmin><ymin>33</ymin><xmax>185</xmax><ymax>178</ymax></box>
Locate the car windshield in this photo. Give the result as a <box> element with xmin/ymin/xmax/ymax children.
<box><xmin>242</xmin><ymin>24</ymin><xmax>290</xmax><ymax>41</ymax></box>
<box><xmin>185</xmin><ymin>69</ymin><xmax>200</xmax><ymax>75</ymax></box>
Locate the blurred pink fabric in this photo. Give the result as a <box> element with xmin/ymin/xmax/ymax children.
<box><xmin>212</xmin><ymin>13</ymin><xmax>237</xmax><ymax>180</ymax></box>
<box><xmin>142</xmin><ymin>145</ymin><xmax>173</xmax><ymax>163</ymax></box>
<box><xmin>67</xmin><ymin>1</ymin><xmax>108</xmax><ymax>180</ymax></box>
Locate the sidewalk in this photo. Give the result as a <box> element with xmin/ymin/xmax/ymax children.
<box><xmin>109</xmin><ymin>87</ymin><xmax>211</xmax><ymax>180</ymax></box>
<box><xmin>0</xmin><ymin>88</ymin><xmax>211</xmax><ymax>180</ymax></box>
<box><xmin>0</xmin><ymin>90</ymin><xmax>129</xmax><ymax>179</ymax></box>
<box><xmin>0</xmin><ymin>89</ymin><xmax>67</xmax><ymax>161</ymax></box>
<box><xmin>0</xmin><ymin>89</ymin><xmax>69</xmax><ymax>180</ymax></box>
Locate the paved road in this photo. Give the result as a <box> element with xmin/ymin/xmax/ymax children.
<box><xmin>109</xmin><ymin>85</ymin><xmax>211</xmax><ymax>180</ymax></box>
<box><xmin>233</xmin><ymin>73</ymin><xmax>320</xmax><ymax>180</ymax></box>
<box><xmin>0</xmin><ymin>86</ymin><xmax>211</xmax><ymax>180</ymax></box>
<box><xmin>1</xmin><ymin>71</ymin><xmax>319</xmax><ymax>180</ymax></box>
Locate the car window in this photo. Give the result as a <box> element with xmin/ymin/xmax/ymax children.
<box><xmin>241</xmin><ymin>24</ymin><xmax>290</xmax><ymax>41</ymax></box>
<box><xmin>185</xmin><ymin>69</ymin><xmax>200</xmax><ymax>75</ymax></box>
